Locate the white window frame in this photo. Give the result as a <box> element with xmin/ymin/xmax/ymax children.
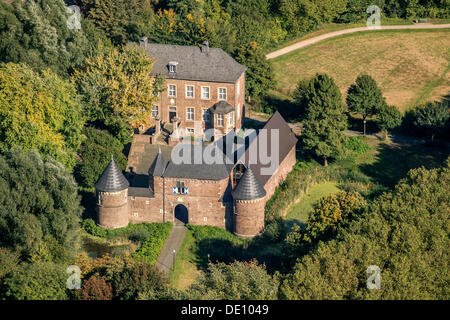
<box><xmin>186</xmin><ymin>107</ymin><xmax>194</xmax><ymax>121</ymax></box>
<box><xmin>168</xmin><ymin>84</ymin><xmax>176</xmax><ymax>97</ymax></box>
<box><xmin>202</xmin><ymin>109</ymin><xmax>210</xmax><ymax>122</ymax></box>
<box><xmin>186</xmin><ymin>85</ymin><xmax>194</xmax><ymax>98</ymax></box>
<box><xmin>169</xmin><ymin>65</ymin><xmax>176</xmax><ymax>73</ymax></box>
<box><xmin>228</xmin><ymin>111</ymin><xmax>234</xmax><ymax>126</ymax></box>
<box><xmin>218</xmin><ymin>87</ymin><xmax>227</xmax><ymax>101</ymax></box>
<box><xmin>201</xmin><ymin>86</ymin><xmax>210</xmax><ymax>100</ymax></box>
<box><xmin>217</xmin><ymin>114</ymin><xmax>224</xmax><ymax>127</ymax></box>
<box><xmin>151</xmin><ymin>105</ymin><xmax>159</xmax><ymax>118</ymax></box>
<box><xmin>186</xmin><ymin>128</ymin><xmax>194</xmax><ymax>135</ymax></box>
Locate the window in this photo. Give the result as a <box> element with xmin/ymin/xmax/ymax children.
<box><xmin>186</xmin><ymin>108</ymin><xmax>194</xmax><ymax>121</ymax></box>
<box><xmin>169</xmin><ymin>106</ymin><xmax>177</xmax><ymax>112</ymax></box>
<box><xmin>202</xmin><ymin>109</ymin><xmax>210</xmax><ymax>122</ymax></box>
<box><xmin>217</xmin><ymin>114</ymin><xmax>224</xmax><ymax>127</ymax></box>
<box><xmin>186</xmin><ymin>85</ymin><xmax>194</xmax><ymax>98</ymax></box>
<box><xmin>201</xmin><ymin>86</ymin><xmax>210</xmax><ymax>99</ymax></box>
<box><xmin>186</xmin><ymin>128</ymin><xmax>194</xmax><ymax>134</ymax></box>
<box><xmin>228</xmin><ymin>111</ymin><xmax>234</xmax><ymax>126</ymax></box>
<box><xmin>151</xmin><ymin>105</ymin><xmax>158</xmax><ymax>118</ymax></box>
<box><xmin>169</xmin><ymin>65</ymin><xmax>176</xmax><ymax>73</ymax></box>
<box><xmin>173</xmin><ymin>181</ymin><xmax>188</xmax><ymax>194</ymax></box>
<box><xmin>168</xmin><ymin>85</ymin><xmax>176</xmax><ymax>97</ymax></box>
<box><xmin>218</xmin><ymin>88</ymin><xmax>227</xmax><ymax>100</ymax></box>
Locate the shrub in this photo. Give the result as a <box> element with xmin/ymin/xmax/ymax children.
<box><xmin>82</xmin><ymin>219</ymin><xmax>108</xmax><ymax>237</ymax></box>
<box><xmin>0</xmin><ymin>262</ymin><xmax>68</xmax><ymax>300</ymax></box>
<box><xmin>74</xmin><ymin>276</ymin><xmax>113</xmax><ymax>300</ymax></box>
<box><xmin>344</xmin><ymin>136</ymin><xmax>371</xmax><ymax>155</ymax></box>
<box><xmin>263</xmin><ymin>218</ymin><xmax>285</xmax><ymax>243</ymax></box>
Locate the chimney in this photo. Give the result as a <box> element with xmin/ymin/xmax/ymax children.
<box><xmin>139</xmin><ymin>36</ymin><xmax>148</xmax><ymax>49</ymax></box>
<box><xmin>201</xmin><ymin>41</ymin><xmax>209</xmax><ymax>54</ymax></box>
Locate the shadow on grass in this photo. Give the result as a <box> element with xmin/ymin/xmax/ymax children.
<box><xmin>191</xmin><ymin>237</ymin><xmax>284</xmax><ymax>274</ymax></box>
<box><xmin>360</xmin><ymin>140</ymin><xmax>449</xmax><ymax>188</ymax></box>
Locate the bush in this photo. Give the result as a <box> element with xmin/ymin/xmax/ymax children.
<box><xmin>82</xmin><ymin>219</ymin><xmax>108</xmax><ymax>237</ymax></box>
<box><xmin>344</xmin><ymin>136</ymin><xmax>371</xmax><ymax>155</ymax></box>
<box><xmin>0</xmin><ymin>262</ymin><xmax>68</xmax><ymax>300</ymax></box>
<box><xmin>263</xmin><ymin>218</ymin><xmax>285</xmax><ymax>243</ymax></box>
<box><xmin>74</xmin><ymin>275</ymin><xmax>113</xmax><ymax>300</ymax></box>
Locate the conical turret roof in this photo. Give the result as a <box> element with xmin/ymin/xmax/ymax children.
<box><xmin>232</xmin><ymin>166</ymin><xmax>266</xmax><ymax>201</ymax></box>
<box><xmin>148</xmin><ymin>148</ymin><xmax>165</xmax><ymax>177</ymax></box>
<box><xmin>95</xmin><ymin>158</ymin><xmax>129</xmax><ymax>192</ymax></box>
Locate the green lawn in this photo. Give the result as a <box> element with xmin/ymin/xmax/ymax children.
<box><xmin>271</xmin><ymin>29</ymin><xmax>450</xmax><ymax>111</ymax></box>
<box><xmin>169</xmin><ymin>229</ymin><xmax>202</xmax><ymax>290</ymax></box>
<box><xmin>284</xmin><ymin>181</ymin><xmax>341</xmax><ymax>230</ymax></box>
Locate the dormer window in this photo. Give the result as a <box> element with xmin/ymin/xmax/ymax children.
<box><xmin>168</xmin><ymin>61</ymin><xmax>178</xmax><ymax>73</ymax></box>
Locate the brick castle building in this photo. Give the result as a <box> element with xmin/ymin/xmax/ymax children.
<box><xmin>95</xmin><ymin>41</ymin><xmax>297</xmax><ymax>238</ymax></box>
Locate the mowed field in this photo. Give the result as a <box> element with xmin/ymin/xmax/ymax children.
<box><xmin>271</xmin><ymin>29</ymin><xmax>450</xmax><ymax>111</ymax></box>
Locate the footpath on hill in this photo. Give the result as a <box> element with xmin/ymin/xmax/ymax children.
<box><xmin>266</xmin><ymin>23</ymin><xmax>450</xmax><ymax>60</ymax></box>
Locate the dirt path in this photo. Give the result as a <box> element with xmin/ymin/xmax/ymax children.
<box><xmin>266</xmin><ymin>23</ymin><xmax>450</xmax><ymax>60</ymax></box>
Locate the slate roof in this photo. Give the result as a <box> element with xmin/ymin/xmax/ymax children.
<box><xmin>95</xmin><ymin>159</ymin><xmax>129</xmax><ymax>192</ymax></box>
<box><xmin>231</xmin><ymin>166</ymin><xmax>266</xmax><ymax>201</ymax></box>
<box><xmin>162</xmin><ymin>143</ymin><xmax>232</xmax><ymax>180</ymax></box>
<box><xmin>238</xmin><ymin>111</ymin><xmax>298</xmax><ymax>186</ymax></box>
<box><xmin>148</xmin><ymin>148</ymin><xmax>166</xmax><ymax>177</ymax></box>
<box><xmin>210</xmin><ymin>101</ymin><xmax>234</xmax><ymax>115</ymax></box>
<box><xmin>139</xmin><ymin>42</ymin><xmax>246</xmax><ymax>83</ymax></box>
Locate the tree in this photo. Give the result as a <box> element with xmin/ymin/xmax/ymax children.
<box><xmin>280</xmin><ymin>160</ymin><xmax>450</xmax><ymax>299</ymax></box>
<box><xmin>346</xmin><ymin>74</ymin><xmax>385</xmax><ymax>134</ymax></box>
<box><xmin>0</xmin><ymin>62</ymin><xmax>85</xmax><ymax>169</ymax></box>
<box><xmin>0</xmin><ymin>262</ymin><xmax>68</xmax><ymax>300</ymax></box>
<box><xmin>73</xmin><ymin>45</ymin><xmax>164</xmax><ymax>143</ymax></box>
<box><xmin>413</xmin><ymin>101</ymin><xmax>449</xmax><ymax>141</ymax></box>
<box><xmin>74</xmin><ymin>276</ymin><xmax>113</xmax><ymax>300</ymax></box>
<box><xmin>299</xmin><ymin>74</ymin><xmax>347</xmax><ymax>166</ymax></box>
<box><xmin>0</xmin><ymin>0</ymin><xmax>90</xmax><ymax>76</ymax></box>
<box><xmin>187</xmin><ymin>260</ymin><xmax>279</xmax><ymax>300</ymax></box>
<box><xmin>377</xmin><ymin>104</ymin><xmax>402</xmax><ymax>140</ymax></box>
<box><xmin>234</xmin><ymin>42</ymin><xmax>275</xmax><ymax>101</ymax></box>
<box><xmin>0</xmin><ymin>149</ymin><xmax>82</xmax><ymax>262</ymax></box>
<box><xmin>75</xmin><ymin>127</ymin><xmax>127</xmax><ymax>188</ymax></box>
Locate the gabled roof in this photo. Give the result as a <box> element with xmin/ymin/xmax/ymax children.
<box><xmin>95</xmin><ymin>159</ymin><xmax>129</xmax><ymax>192</ymax></box>
<box><xmin>162</xmin><ymin>143</ymin><xmax>232</xmax><ymax>180</ymax></box>
<box><xmin>238</xmin><ymin>111</ymin><xmax>298</xmax><ymax>186</ymax></box>
<box><xmin>148</xmin><ymin>148</ymin><xmax>166</xmax><ymax>177</ymax></box>
<box><xmin>139</xmin><ymin>43</ymin><xmax>246</xmax><ymax>83</ymax></box>
<box><xmin>231</xmin><ymin>166</ymin><xmax>266</xmax><ymax>201</ymax></box>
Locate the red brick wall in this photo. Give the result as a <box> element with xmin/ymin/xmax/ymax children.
<box><xmin>163</xmin><ymin>176</ymin><xmax>231</xmax><ymax>229</ymax></box>
<box><xmin>97</xmin><ymin>190</ymin><xmax>129</xmax><ymax>229</ymax></box>
<box><xmin>263</xmin><ymin>145</ymin><xmax>297</xmax><ymax>200</ymax></box>
<box><xmin>128</xmin><ymin>196</ymin><xmax>164</xmax><ymax>224</ymax></box>
<box><xmin>234</xmin><ymin>198</ymin><xmax>265</xmax><ymax>238</ymax></box>
<box><xmin>154</xmin><ymin>74</ymin><xmax>245</xmax><ymax>132</ymax></box>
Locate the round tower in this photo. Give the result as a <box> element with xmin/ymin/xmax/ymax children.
<box><xmin>231</xmin><ymin>166</ymin><xmax>267</xmax><ymax>238</ymax></box>
<box><xmin>95</xmin><ymin>157</ymin><xmax>130</xmax><ymax>229</ymax></box>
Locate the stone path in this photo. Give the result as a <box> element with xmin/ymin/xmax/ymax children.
<box><xmin>266</xmin><ymin>23</ymin><xmax>450</xmax><ymax>60</ymax></box>
<box><xmin>155</xmin><ymin>223</ymin><xmax>186</xmax><ymax>274</ymax></box>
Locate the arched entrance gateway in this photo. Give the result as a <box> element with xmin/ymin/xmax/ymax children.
<box><xmin>174</xmin><ymin>204</ymin><xmax>188</xmax><ymax>225</ymax></box>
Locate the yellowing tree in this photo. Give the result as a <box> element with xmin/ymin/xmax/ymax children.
<box><xmin>73</xmin><ymin>46</ymin><xmax>164</xmax><ymax>143</ymax></box>
<box><xmin>0</xmin><ymin>63</ymin><xmax>84</xmax><ymax>169</ymax></box>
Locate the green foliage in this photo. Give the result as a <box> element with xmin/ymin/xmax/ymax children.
<box><xmin>0</xmin><ymin>63</ymin><xmax>85</xmax><ymax>169</ymax></box>
<box><xmin>344</xmin><ymin>136</ymin><xmax>371</xmax><ymax>155</ymax></box>
<box><xmin>263</xmin><ymin>218</ymin><xmax>286</xmax><ymax>243</ymax></box>
<box><xmin>0</xmin><ymin>149</ymin><xmax>82</xmax><ymax>263</ymax></box>
<box><xmin>298</xmin><ymin>74</ymin><xmax>347</xmax><ymax>165</ymax></box>
<box><xmin>412</xmin><ymin>101</ymin><xmax>449</xmax><ymax>141</ymax></box>
<box><xmin>347</xmin><ymin>74</ymin><xmax>386</xmax><ymax>122</ymax></box>
<box><xmin>82</xmin><ymin>219</ymin><xmax>108</xmax><ymax>238</ymax></box>
<box><xmin>376</xmin><ymin>104</ymin><xmax>402</xmax><ymax>139</ymax></box>
<box><xmin>187</xmin><ymin>260</ymin><xmax>279</xmax><ymax>300</ymax></box>
<box><xmin>0</xmin><ymin>0</ymin><xmax>90</xmax><ymax>76</ymax></box>
<box><xmin>0</xmin><ymin>262</ymin><xmax>68</xmax><ymax>300</ymax></box>
<box><xmin>75</xmin><ymin>127</ymin><xmax>127</xmax><ymax>188</ymax></box>
<box><xmin>234</xmin><ymin>42</ymin><xmax>275</xmax><ymax>100</ymax></box>
<box><xmin>73</xmin><ymin>45</ymin><xmax>164</xmax><ymax>143</ymax></box>
<box><xmin>0</xmin><ymin>247</ymin><xmax>19</xmax><ymax>281</ymax></box>
<box><xmin>280</xmin><ymin>160</ymin><xmax>450</xmax><ymax>299</ymax></box>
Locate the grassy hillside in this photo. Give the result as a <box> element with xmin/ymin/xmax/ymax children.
<box><xmin>271</xmin><ymin>29</ymin><xmax>450</xmax><ymax>111</ymax></box>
